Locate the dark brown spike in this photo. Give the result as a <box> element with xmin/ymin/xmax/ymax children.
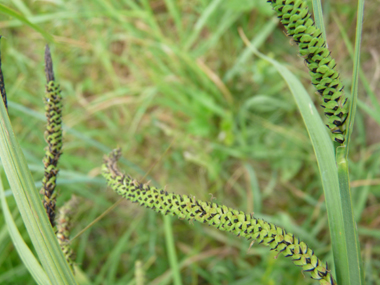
<box><xmin>0</xmin><ymin>36</ymin><xmax>7</xmax><ymax>111</ymax></box>
<box><xmin>45</xmin><ymin>45</ymin><xmax>55</xmax><ymax>82</ymax></box>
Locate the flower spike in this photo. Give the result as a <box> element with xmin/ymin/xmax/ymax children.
<box><xmin>267</xmin><ymin>0</ymin><xmax>349</xmax><ymax>144</ymax></box>
<box><xmin>40</xmin><ymin>45</ymin><xmax>63</xmax><ymax>227</ymax></box>
<box><xmin>102</xmin><ymin>149</ymin><xmax>336</xmax><ymax>285</ymax></box>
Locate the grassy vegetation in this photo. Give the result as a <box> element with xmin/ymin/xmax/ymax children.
<box><xmin>0</xmin><ymin>0</ymin><xmax>379</xmax><ymax>284</ymax></box>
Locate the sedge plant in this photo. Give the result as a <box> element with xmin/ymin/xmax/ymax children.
<box><xmin>0</xmin><ymin>0</ymin><xmax>367</xmax><ymax>284</ymax></box>
<box><xmin>100</xmin><ymin>1</ymin><xmax>364</xmax><ymax>284</ymax></box>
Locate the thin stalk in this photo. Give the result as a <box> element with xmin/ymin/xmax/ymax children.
<box><xmin>336</xmin><ymin>148</ymin><xmax>364</xmax><ymax>284</ymax></box>
<box><xmin>164</xmin><ymin>216</ymin><xmax>183</xmax><ymax>285</ymax></box>
<box><xmin>312</xmin><ymin>0</ymin><xmax>327</xmax><ymax>41</ymax></box>
<box><xmin>345</xmin><ymin>0</ymin><xmax>365</xmax><ymax>152</ymax></box>
<box><xmin>334</xmin><ymin>1</ymin><xmax>365</xmax><ymax>284</ymax></box>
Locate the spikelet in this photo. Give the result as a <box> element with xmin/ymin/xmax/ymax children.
<box><xmin>56</xmin><ymin>195</ymin><xmax>78</xmax><ymax>271</ymax></box>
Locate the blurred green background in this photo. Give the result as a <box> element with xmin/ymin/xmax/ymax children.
<box><xmin>0</xmin><ymin>0</ymin><xmax>379</xmax><ymax>284</ymax></box>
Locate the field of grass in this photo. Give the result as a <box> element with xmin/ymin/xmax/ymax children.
<box><xmin>0</xmin><ymin>0</ymin><xmax>379</xmax><ymax>284</ymax></box>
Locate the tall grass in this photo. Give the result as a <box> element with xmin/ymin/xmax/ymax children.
<box><xmin>0</xmin><ymin>0</ymin><xmax>379</xmax><ymax>284</ymax></box>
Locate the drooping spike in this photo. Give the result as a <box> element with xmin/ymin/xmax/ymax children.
<box><xmin>267</xmin><ymin>0</ymin><xmax>349</xmax><ymax>144</ymax></box>
<box><xmin>102</xmin><ymin>149</ymin><xmax>336</xmax><ymax>285</ymax></box>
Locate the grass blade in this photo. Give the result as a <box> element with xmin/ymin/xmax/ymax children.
<box><xmin>0</xmin><ymin>99</ymin><xmax>76</xmax><ymax>283</ymax></box>
<box><xmin>335</xmin><ymin>1</ymin><xmax>366</xmax><ymax>284</ymax></box>
<box><xmin>312</xmin><ymin>0</ymin><xmax>327</xmax><ymax>41</ymax></box>
<box><xmin>244</xmin><ymin>163</ymin><xmax>262</xmax><ymax>214</ymax></box>
<box><xmin>163</xmin><ymin>0</ymin><xmax>183</xmax><ymax>36</ymax></box>
<box><xmin>357</xmin><ymin>100</ymin><xmax>380</xmax><ymax>125</ymax></box>
<box><xmin>0</xmin><ymin>174</ymin><xmax>51</xmax><ymax>285</ymax></box>
<box><xmin>183</xmin><ymin>0</ymin><xmax>222</xmax><ymax>51</ymax></box>
<box><xmin>224</xmin><ymin>17</ymin><xmax>278</xmax><ymax>81</ymax></box>
<box><xmin>345</xmin><ymin>0</ymin><xmax>365</xmax><ymax>153</ymax></box>
<box><xmin>0</xmin><ymin>4</ymin><xmax>53</xmax><ymax>42</ymax></box>
<box><xmin>336</xmin><ymin>148</ymin><xmax>364</xmax><ymax>284</ymax></box>
<box><xmin>164</xmin><ymin>216</ymin><xmax>183</xmax><ymax>285</ymax></box>
<box><xmin>334</xmin><ymin>14</ymin><xmax>380</xmax><ymax>114</ymax></box>
<box><xmin>8</xmin><ymin>100</ymin><xmax>149</xmax><ymax>178</ymax></box>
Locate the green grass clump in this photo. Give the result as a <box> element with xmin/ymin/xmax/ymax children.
<box><xmin>0</xmin><ymin>0</ymin><xmax>379</xmax><ymax>284</ymax></box>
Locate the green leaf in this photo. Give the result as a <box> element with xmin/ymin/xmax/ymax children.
<box><xmin>0</xmin><ymin>99</ymin><xmax>76</xmax><ymax>283</ymax></box>
<box><xmin>183</xmin><ymin>0</ymin><xmax>223</xmax><ymax>51</ymax></box>
<box><xmin>0</xmin><ymin>4</ymin><xmax>53</xmax><ymax>42</ymax></box>
<box><xmin>0</xmin><ymin>175</ymin><xmax>51</xmax><ymax>285</ymax></box>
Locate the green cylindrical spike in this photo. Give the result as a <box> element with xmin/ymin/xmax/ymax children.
<box><xmin>40</xmin><ymin>45</ymin><xmax>63</xmax><ymax>227</ymax></box>
<box><xmin>102</xmin><ymin>149</ymin><xmax>336</xmax><ymax>285</ymax></box>
<box><xmin>267</xmin><ymin>0</ymin><xmax>349</xmax><ymax>144</ymax></box>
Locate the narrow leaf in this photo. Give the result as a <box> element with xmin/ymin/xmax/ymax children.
<box><xmin>0</xmin><ymin>4</ymin><xmax>53</xmax><ymax>42</ymax></box>
<box><xmin>0</xmin><ymin>174</ymin><xmax>51</xmax><ymax>285</ymax></box>
<box><xmin>312</xmin><ymin>0</ymin><xmax>327</xmax><ymax>41</ymax></box>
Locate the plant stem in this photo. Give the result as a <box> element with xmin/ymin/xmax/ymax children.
<box><xmin>164</xmin><ymin>216</ymin><xmax>183</xmax><ymax>285</ymax></box>
<box><xmin>336</xmin><ymin>147</ymin><xmax>364</xmax><ymax>284</ymax></box>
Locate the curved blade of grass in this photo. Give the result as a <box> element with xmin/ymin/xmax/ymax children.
<box><xmin>224</xmin><ymin>17</ymin><xmax>278</xmax><ymax>81</ymax></box>
<box><xmin>239</xmin><ymin>28</ymin><xmax>349</xmax><ymax>283</ymax></box>
<box><xmin>163</xmin><ymin>0</ymin><xmax>183</xmax><ymax>36</ymax></box>
<box><xmin>0</xmin><ymin>4</ymin><xmax>53</xmax><ymax>42</ymax></box>
<box><xmin>244</xmin><ymin>163</ymin><xmax>262</xmax><ymax>213</ymax></box>
<box><xmin>357</xmin><ymin>100</ymin><xmax>380</xmax><ymax>125</ymax></box>
<box><xmin>164</xmin><ymin>216</ymin><xmax>182</xmax><ymax>285</ymax></box>
<box><xmin>0</xmin><ymin>100</ymin><xmax>76</xmax><ymax>283</ymax></box>
<box><xmin>0</xmin><ymin>174</ymin><xmax>51</xmax><ymax>285</ymax></box>
<box><xmin>183</xmin><ymin>0</ymin><xmax>222</xmax><ymax>51</ymax></box>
